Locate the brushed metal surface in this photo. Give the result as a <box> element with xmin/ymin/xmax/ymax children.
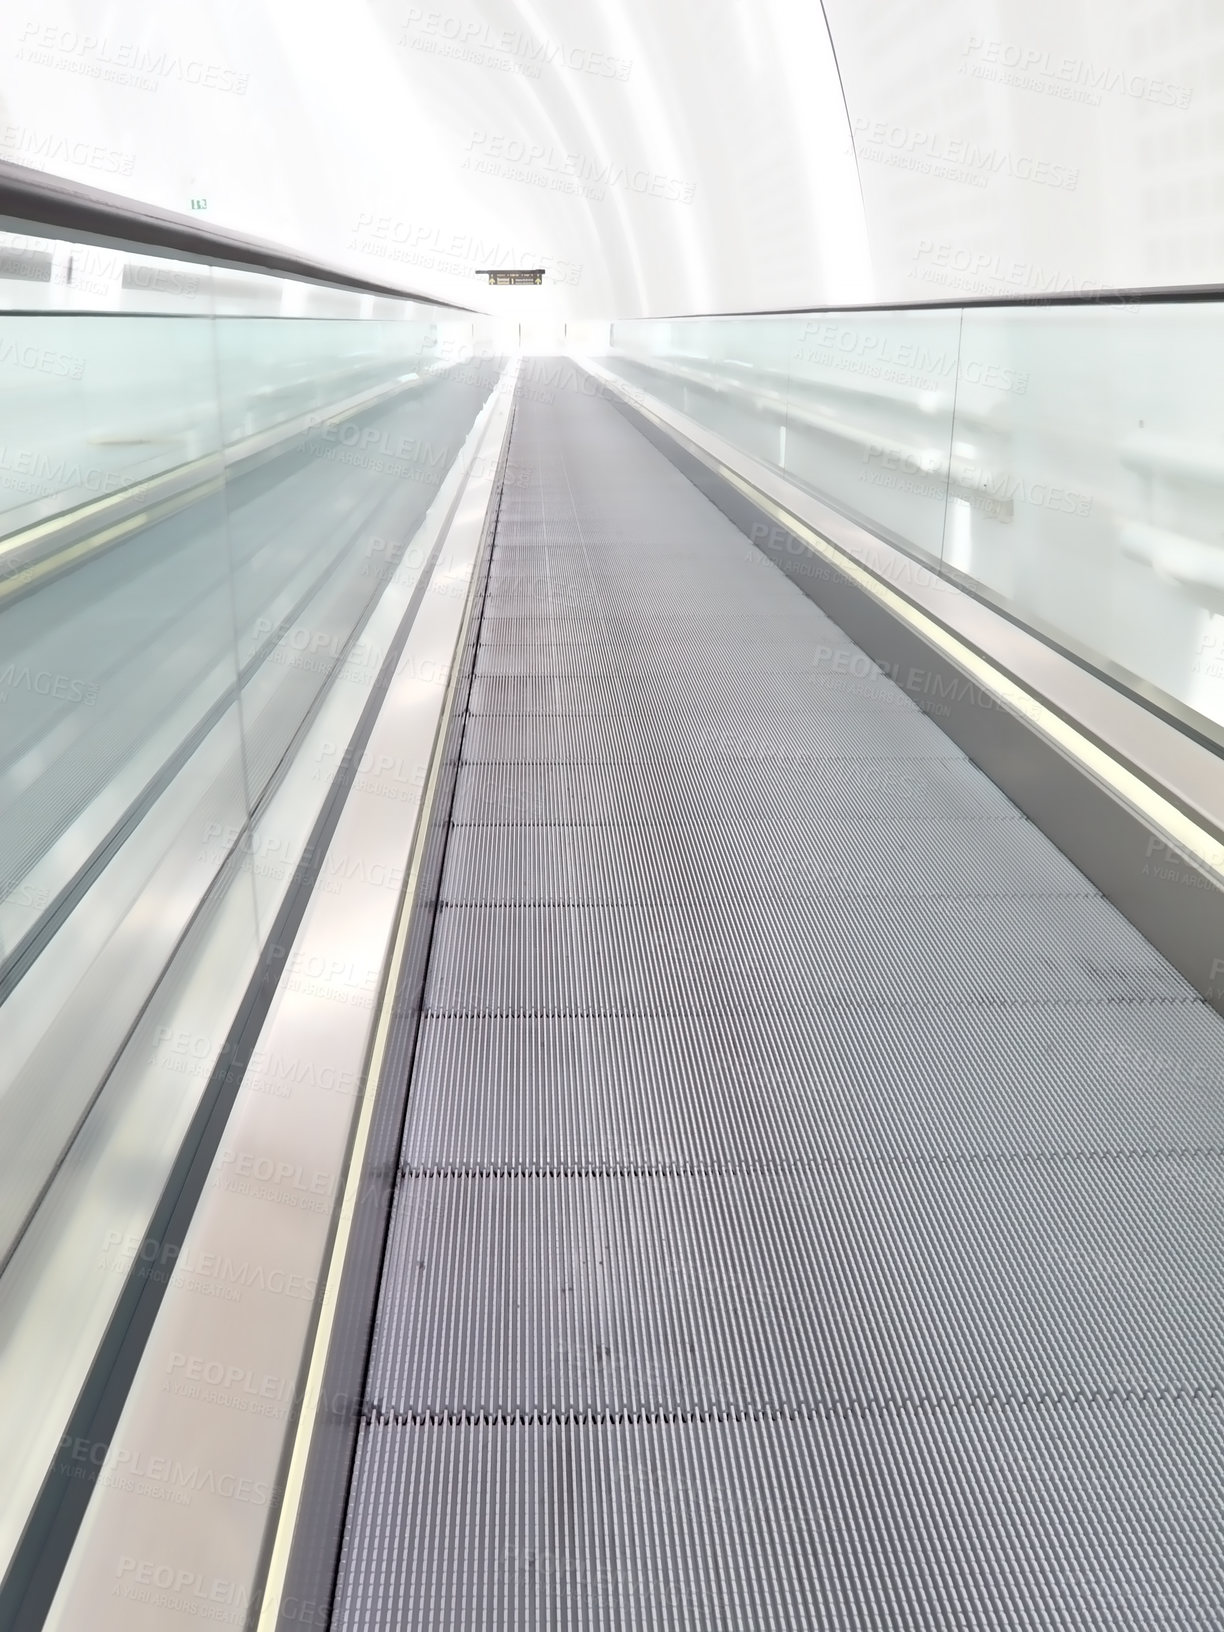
<box><xmin>36</xmin><ymin>368</ymin><xmax>516</xmax><ymax>1631</ymax></box>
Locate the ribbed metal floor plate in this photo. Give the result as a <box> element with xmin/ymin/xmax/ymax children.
<box><xmin>339</xmin><ymin>1408</ymin><xmax>1224</xmax><ymax>1630</ymax></box>
<box><xmin>450</xmin><ymin>756</ymin><xmax>1019</xmax><ymax>825</ymax></box>
<box><xmin>465</xmin><ymin>672</ymin><xmax>927</xmax><ymax>717</ymax></box>
<box><xmin>365</xmin><ymin>1157</ymin><xmax>1224</xmax><ymax>1410</ymax></box>
<box><xmin>439</xmin><ymin>819</ymin><xmax>1097</xmax><ymax>902</ymax></box>
<box><xmin>424</xmin><ymin>898</ymin><xmax>1193</xmax><ymax>1011</ymax></box>
<box><xmin>461</xmin><ymin>707</ymin><xmax>963</xmax><ymax>761</ymax></box>
<box><xmin>402</xmin><ymin>1010</ymin><xmax>1224</xmax><ymax>1165</ymax></box>
<box><xmin>336</xmin><ymin>378</ymin><xmax>1224</xmax><ymax>1629</ymax></box>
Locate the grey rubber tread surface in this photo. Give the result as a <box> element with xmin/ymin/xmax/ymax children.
<box><xmin>336</xmin><ymin>379</ymin><xmax>1224</xmax><ymax>1628</ymax></box>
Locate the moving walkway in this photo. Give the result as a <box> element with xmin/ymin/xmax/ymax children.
<box><xmin>2</xmin><ymin>168</ymin><xmax>1224</xmax><ymax>1630</ymax></box>
<box><xmin>329</xmin><ymin>382</ymin><xmax>1224</xmax><ymax>1630</ymax></box>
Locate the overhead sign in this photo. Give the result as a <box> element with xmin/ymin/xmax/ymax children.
<box><xmin>475</xmin><ymin>268</ymin><xmax>545</xmax><ymax>286</ymax></box>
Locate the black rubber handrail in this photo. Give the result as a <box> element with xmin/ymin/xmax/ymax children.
<box><xmin>0</xmin><ymin>158</ymin><xmax>476</xmax><ymax>311</ymax></box>
<box><xmin>642</xmin><ymin>279</ymin><xmax>1224</xmax><ymax>320</ymax></box>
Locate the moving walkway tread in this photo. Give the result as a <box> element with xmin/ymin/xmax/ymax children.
<box><xmin>334</xmin><ymin>381</ymin><xmax>1224</xmax><ymax>1629</ymax></box>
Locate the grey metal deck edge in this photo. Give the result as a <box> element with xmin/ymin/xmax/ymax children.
<box><xmin>0</xmin><ymin>388</ymin><xmax>512</xmax><ymax>1632</ymax></box>
<box><xmin>588</xmin><ymin>371</ymin><xmax>1224</xmax><ymax>1015</ymax></box>
<box><xmin>267</xmin><ymin>400</ymin><xmax>516</xmax><ymax>1630</ymax></box>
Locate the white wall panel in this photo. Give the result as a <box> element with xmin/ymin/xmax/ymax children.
<box><xmin>824</xmin><ymin>0</ymin><xmax>1224</xmax><ymax>301</ymax></box>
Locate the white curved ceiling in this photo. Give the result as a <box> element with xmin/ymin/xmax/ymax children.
<box><xmin>1</xmin><ymin>0</ymin><xmax>1220</xmax><ymax>315</ymax></box>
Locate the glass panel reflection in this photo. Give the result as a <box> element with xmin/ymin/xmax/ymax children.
<box><xmin>592</xmin><ymin>299</ymin><xmax>1224</xmax><ymax>743</ymax></box>
<box><xmin>0</xmin><ymin>256</ymin><xmax>501</xmax><ymax>1573</ymax></box>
